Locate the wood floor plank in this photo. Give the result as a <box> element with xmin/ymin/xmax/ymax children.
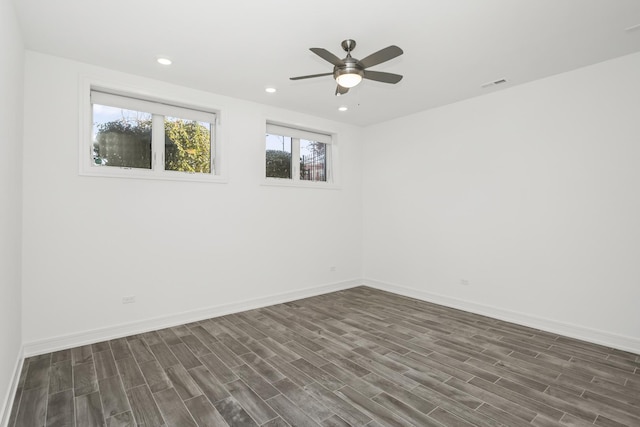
<box><xmin>266</xmin><ymin>394</ymin><xmax>321</xmax><ymax>427</ymax></box>
<box><xmin>126</xmin><ymin>384</ymin><xmax>165</xmax><ymax>427</ymax></box>
<box><xmin>74</xmin><ymin>391</ymin><xmax>104</xmax><ymax>427</ymax></box>
<box><xmin>157</xmin><ymin>328</ymin><xmax>183</xmax><ymax>345</ymax></box>
<box><xmin>362</xmin><ymin>373</ymin><xmax>439</xmax><ymax>416</ymax></box>
<box><xmin>371</xmin><ymin>392</ymin><xmax>441</xmax><ymax>426</ymax></box>
<box><xmin>200</xmin><ymin>352</ymin><xmax>238</xmax><ymax>384</ymax></box>
<box><xmin>272</xmin><ymin>378</ymin><xmax>333</xmax><ymax>423</ymax></box>
<box><xmin>98</xmin><ymin>375</ymin><xmax>130</xmax><ymax>418</ymax></box>
<box><xmin>207</xmin><ymin>339</ymin><xmax>245</xmax><ymax>368</ymax></box>
<box><xmin>232</xmin><ymin>364</ymin><xmax>280</xmax><ymax>400</ymax></box>
<box><xmin>138</xmin><ymin>359</ymin><xmax>171</xmax><ymax>393</ymax></box>
<box><xmin>290</xmin><ymin>358</ymin><xmax>343</xmax><ymax>391</ymax></box>
<box><xmin>73</xmin><ymin>361</ymin><xmax>98</xmax><ymax>397</ymax></box>
<box><xmin>241</xmin><ymin>353</ymin><xmax>286</xmax><ymax>383</ymax></box>
<box><xmin>180</xmin><ymin>334</ymin><xmax>211</xmax><ymax>357</ymax></box>
<box><xmin>48</xmin><ymin>359</ymin><xmax>72</xmax><ymax>394</ymax></box>
<box><xmin>15</xmin><ymin>387</ymin><xmax>47</xmax><ymax>427</ymax></box>
<box><xmin>320</xmin><ymin>362</ymin><xmax>381</xmax><ymax>398</ymax></box>
<box><xmin>109</xmin><ymin>338</ymin><xmax>133</xmax><ymax>361</ymax></box>
<box><xmin>475</xmin><ymin>403</ymin><xmax>533</xmax><ymax>427</ymax></box>
<box><xmin>304</xmin><ymin>382</ymin><xmax>372</xmax><ymax>427</ymax></box>
<box><xmin>115</xmin><ymin>357</ymin><xmax>146</xmax><ymax>390</ymax></box>
<box><xmin>128</xmin><ymin>339</ymin><xmax>155</xmax><ymax>364</ymax></box>
<box><xmin>165</xmin><ymin>363</ymin><xmax>202</xmax><ymax>400</ymax></box>
<box><xmin>225</xmin><ymin>379</ymin><xmax>278</xmax><ymax>424</ymax></box>
<box><xmin>94</xmin><ymin>349</ymin><xmax>118</xmax><ymax>380</ymax></box>
<box><xmin>262</xmin><ymin>416</ymin><xmax>292</xmax><ymax>427</ymax></box>
<box><xmin>188</xmin><ymin>365</ymin><xmax>230</xmax><ymax>404</ymax></box>
<box><xmin>265</xmin><ymin>355</ymin><xmax>315</xmax><ymax>387</ymax></box>
<box><xmin>333</xmin><ymin>386</ymin><xmax>407</xmax><ymax>427</ymax></box>
<box><xmin>105</xmin><ymin>410</ymin><xmax>135</xmax><ymax>427</ymax></box>
<box><xmin>259</xmin><ymin>337</ymin><xmax>300</xmax><ymax>362</ymax></box>
<box><xmin>154</xmin><ymin>387</ymin><xmax>197</xmax><ymax>427</ymax></box>
<box><xmin>184</xmin><ymin>395</ymin><xmax>229</xmax><ymax>426</ymax></box>
<box><xmin>144</xmin><ymin>343</ymin><xmax>175</xmax><ymax>371</ymax></box>
<box><xmin>71</xmin><ymin>345</ymin><xmax>93</xmax><ymax>365</ymax></box>
<box><xmin>51</xmin><ymin>349</ymin><xmax>72</xmax><ymax>364</ymax></box>
<box><xmin>24</xmin><ymin>358</ymin><xmax>51</xmax><ymax>391</ymax></box>
<box><xmin>141</xmin><ymin>331</ymin><xmax>164</xmax><ymax>346</ymax></box>
<box><xmin>429</xmin><ymin>406</ymin><xmax>478</xmax><ymax>427</ymax></box>
<box><xmin>92</xmin><ymin>341</ymin><xmax>111</xmax><ymax>353</ymax></box>
<box><xmin>214</xmin><ymin>396</ymin><xmax>259</xmax><ymax>427</ymax></box>
<box><xmin>321</xmin><ymin>414</ymin><xmax>351</xmax><ymax>427</ymax></box>
<box><xmin>169</xmin><ymin>343</ymin><xmax>202</xmax><ymax>369</ymax></box>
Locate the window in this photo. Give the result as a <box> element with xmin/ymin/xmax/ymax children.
<box><xmin>81</xmin><ymin>88</ymin><xmax>223</xmax><ymax>182</ymax></box>
<box><xmin>265</xmin><ymin>123</ymin><xmax>333</xmax><ymax>186</ymax></box>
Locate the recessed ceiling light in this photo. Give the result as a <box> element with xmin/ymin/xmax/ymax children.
<box><xmin>156</xmin><ymin>57</ymin><xmax>172</xmax><ymax>65</ymax></box>
<box><xmin>338</xmin><ymin>106</ymin><xmax>348</xmax><ymax>112</ymax></box>
<box><xmin>265</xmin><ymin>87</ymin><xmax>277</xmax><ymax>93</ymax></box>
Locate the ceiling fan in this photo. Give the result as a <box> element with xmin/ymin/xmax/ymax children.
<box><xmin>290</xmin><ymin>39</ymin><xmax>404</xmax><ymax>96</ymax></box>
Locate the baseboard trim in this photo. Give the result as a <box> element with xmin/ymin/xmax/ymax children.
<box><xmin>1</xmin><ymin>348</ymin><xmax>24</xmax><ymax>427</ymax></box>
<box><xmin>363</xmin><ymin>279</ymin><xmax>640</xmax><ymax>355</ymax></box>
<box><xmin>23</xmin><ymin>279</ymin><xmax>361</xmax><ymax>357</ymax></box>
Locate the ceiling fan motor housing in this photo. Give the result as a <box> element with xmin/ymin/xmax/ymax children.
<box><xmin>334</xmin><ymin>58</ymin><xmax>364</xmax><ymax>81</ymax></box>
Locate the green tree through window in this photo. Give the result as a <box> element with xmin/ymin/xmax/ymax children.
<box><xmin>94</xmin><ymin>117</ymin><xmax>211</xmax><ymax>172</ymax></box>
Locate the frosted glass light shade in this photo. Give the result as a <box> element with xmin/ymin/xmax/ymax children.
<box><xmin>336</xmin><ymin>73</ymin><xmax>363</xmax><ymax>88</ymax></box>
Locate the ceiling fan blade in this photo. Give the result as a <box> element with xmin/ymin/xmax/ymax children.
<box><xmin>335</xmin><ymin>85</ymin><xmax>349</xmax><ymax>96</ymax></box>
<box><xmin>358</xmin><ymin>45</ymin><xmax>403</xmax><ymax>69</ymax></box>
<box><xmin>310</xmin><ymin>48</ymin><xmax>344</xmax><ymax>66</ymax></box>
<box><xmin>363</xmin><ymin>70</ymin><xmax>403</xmax><ymax>84</ymax></box>
<box><xmin>290</xmin><ymin>72</ymin><xmax>334</xmax><ymax>81</ymax></box>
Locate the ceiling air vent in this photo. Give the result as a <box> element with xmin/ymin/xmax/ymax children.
<box><xmin>481</xmin><ymin>78</ymin><xmax>508</xmax><ymax>89</ymax></box>
<box><xmin>624</xmin><ymin>23</ymin><xmax>640</xmax><ymax>32</ymax></box>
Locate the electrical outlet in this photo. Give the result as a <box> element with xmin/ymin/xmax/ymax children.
<box><xmin>460</xmin><ymin>279</ymin><xmax>470</xmax><ymax>286</ymax></box>
<box><xmin>122</xmin><ymin>295</ymin><xmax>136</xmax><ymax>304</ymax></box>
<box><xmin>330</xmin><ymin>266</ymin><xmax>337</xmax><ymax>272</ymax></box>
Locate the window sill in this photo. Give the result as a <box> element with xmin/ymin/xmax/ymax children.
<box><xmin>79</xmin><ymin>167</ymin><xmax>228</xmax><ymax>184</ymax></box>
<box><xmin>261</xmin><ymin>178</ymin><xmax>340</xmax><ymax>190</ymax></box>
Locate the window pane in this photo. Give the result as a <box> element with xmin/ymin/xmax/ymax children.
<box><xmin>300</xmin><ymin>139</ymin><xmax>326</xmax><ymax>182</ymax></box>
<box><xmin>92</xmin><ymin>104</ymin><xmax>152</xmax><ymax>169</ymax></box>
<box><xmin>164</xmin><ymin>117</ymin><xmax>212</xmax><ymax>173</ymax></box>
<box><xmin>266</xmin><ymin>134</ymin><xmax>292</xmax><ymax>179</ymax></box>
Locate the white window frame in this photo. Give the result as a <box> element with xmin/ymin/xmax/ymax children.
<box><xmin>263</xmin><ymin>121</ymin><xmax>339</xmax><ymax>189</ymax></box>
<box><xmin>79</xmin><ymin>78</ymin><xmax>226</xmax><ymax>183</ymax></box>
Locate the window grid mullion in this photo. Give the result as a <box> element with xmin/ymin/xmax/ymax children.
<box><xmin>152</xmin><ymin>114</ymin><xmax>165</xmax><ymax>172</ymax></box>
<box><xmin>292</xmin><ymin>138</ymin><xmax>301</xmax><ymax>181</ymax></box>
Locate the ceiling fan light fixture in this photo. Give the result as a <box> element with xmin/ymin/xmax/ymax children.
<box><xmin>336</xmin><ymin>72</ymin><xmax>363</xmax><ymax>88</ymax></box>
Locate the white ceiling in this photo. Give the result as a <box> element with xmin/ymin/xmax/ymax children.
<box><xmin>12</xmin><ymin>0</ymin><xmax>640</xmax><ymax>126</ymax></box>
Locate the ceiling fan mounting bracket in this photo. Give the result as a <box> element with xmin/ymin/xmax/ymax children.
<box><xmin>341</xmin><ymin>39</ymin><xmax>356</xmax><ymax>53</ymax></box>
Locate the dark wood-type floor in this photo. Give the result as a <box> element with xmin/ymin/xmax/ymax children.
<box><xmin>7</xmin><ymin>286</ymin><xmax>640</xmax><ymax>426</ymax></box>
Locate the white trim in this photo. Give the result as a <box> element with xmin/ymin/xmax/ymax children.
<box><xmin>0</xmin><ymin>348</ymin><xmax>24</xmax><ymax>427</ymax></box>
<box><xmin>22</xmin><ymin>280</ymin><xmax>361</xmax><ymax>357</ymax></box>
<box><xmin>363</xmin><ymin>279</ymin><xmax>640</xmax><ymax>355</ymax></box>
<box><xmin>261</xmin><ymin>179</ymin><xmax>341</xmax><ymax>190</ymax></box>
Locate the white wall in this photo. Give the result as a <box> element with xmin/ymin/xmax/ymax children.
<box><xmin>21</xmin><ymin>52</ymin><xmax>363</xmax><ymax>349</ymax></box>
<box><xmin>363</xmin><ymin>53</ymin><xmax>640</xmax><ymax>352</ymax></box>
<box><xmin>0</xmin><ymin>0</ymin><xmax>24</xmax><ymax>420</ymax></box>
